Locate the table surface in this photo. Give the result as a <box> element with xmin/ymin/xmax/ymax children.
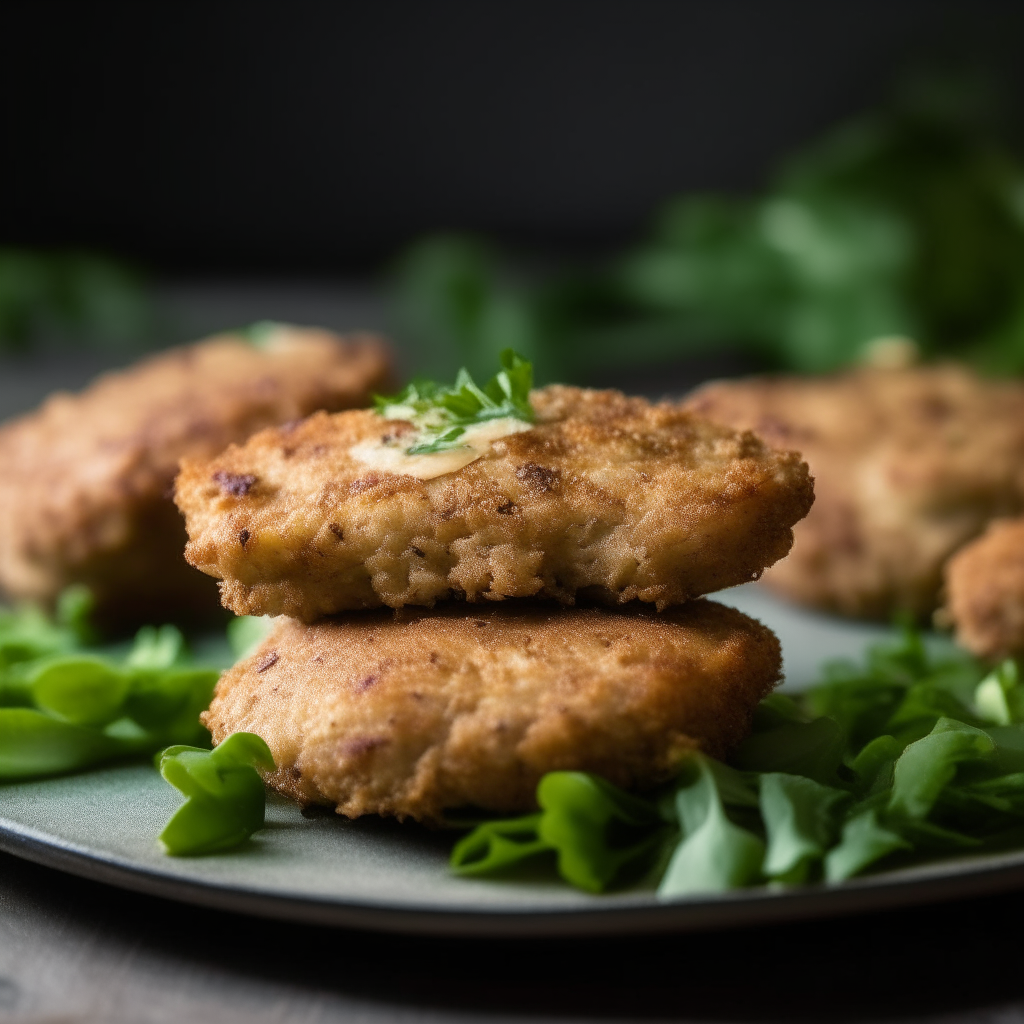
<box><xmin>3</xmin><ymin>282</ymin><xmax>1022</xmax><ymax>1024</ymax></box>
<box><xmin>3</xmin><ymin>846</ymin><xmax>1024</xmax><ymax>1024</ymax></box>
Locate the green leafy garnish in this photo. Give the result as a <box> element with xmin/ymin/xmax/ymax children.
<box><xmin>157</xmin><ymin>732</ymin><xmax>275</xmax><ymax>856</ymax></box>
<box><xmin>374</xmin><ymin>349</ymin><xmax>534</xmax><ymax>455</ymax></box>
<box><xmin>658</xmin><ymin>759</ymin><xmax>765</xmax><ymax>896</ymax></box>
<box><xmin>0</xmin><ymin>591</ymin><xmax>226</xmax><ymax>780</ymax></box>
<box><xmin>0</xmin><ymin>594</ymin><xmax>280</xmax><ymax>857</ymax></box>
<box><xmin>451</xmin><ymin>625</ymin><xmax>1024</xmax><ymax>895</ymax></box>
<box><xmin>451</xmin><ymin>772</ymin><xmax>672</xmax><ymax>891</ymax></box>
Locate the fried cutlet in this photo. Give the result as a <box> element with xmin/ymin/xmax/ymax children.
<box><xmin>203</xmin><ymin>599</ymin><xmax>781</xmax><ymax>823</ymax></box>
<box><xmin>685</xmin><ymin>365</ymin><xmax>1024</xmax><ymax>621</ymax></box>
<box><xmin>943</xmin><ymin>517</ymin><xmax>1024</xmax><ymax>661</ymax></box>
<box><xmin>175</xmin><ymin>385</ymin><xmax>814</xmax><ymax>621</ymax></box>
<box><xmin>0</xmin><ymin>325</ymin><xmax>393</xmax><ymax>629</ymax></box>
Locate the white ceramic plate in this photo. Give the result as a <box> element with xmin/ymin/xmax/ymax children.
<box><xmin>3</xmin><ymin>585</ymin><xmax>1023</xmax><ymax>937</ymax></box>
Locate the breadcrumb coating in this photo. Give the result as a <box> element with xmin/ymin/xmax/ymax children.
<box><xmin>0</xmin><ymin>326</ymin><xmax>393</xmax><ymax>628</ymax></box>
<box><xmin>686</xmin><ymin>366</ymin><xmax>1024</xmax><ymax>620</ymax></box>
<box><xmin>943</xmin><ymin>517</ymin><xmax>1024</xmax><ymax>661</ymax></box>
<box><xmin>175</xmin><ymin>385</ymin><xmax>814</xmax><ymax>620</ymax></box>
<box><xmin>203</xmin><ymin>600</ymin><xmax>781</xmax><ymax>823</ymax></box>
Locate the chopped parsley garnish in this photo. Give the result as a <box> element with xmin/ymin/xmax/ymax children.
<box><xmin>374</xmin><ymin>349</ymin><xmax>534</xmax><ymax>455</ymax></box>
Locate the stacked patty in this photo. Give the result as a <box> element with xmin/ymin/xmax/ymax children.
<box><xmin>0</xmin><ymin>325</ymin><xmax>392</xmax><ymax>629</ymax></box>
<box><xmin>179</xmin><ymin>385</ymin><xmax>815</xmax><ymax>822</ymax></box>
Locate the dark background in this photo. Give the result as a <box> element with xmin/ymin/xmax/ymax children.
<box><xmin>5</xmin><ymin>0</ymin><xmax>1024</xmax><ymax>274</ymax></box>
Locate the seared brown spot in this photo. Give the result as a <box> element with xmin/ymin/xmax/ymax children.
<box><xmin>516</xmin><ymin>463</ymin><xmax>560</xmax><ymax>492</ymax></box>
<box><xmin>497</xmin><ymin>500</ymin><xmax>517</xmax><ymax>515</ymax></box>
<box><xmin>329</xmin><ymin>523</ymin><xmax>344</xmax><ymax>540</ymax></box>
<box><xmin>350</xmin><ymin>474</ymin><xmax>383</xmax><ymax>494</ymax></box>
<box><xmin>342</xmin><ymin>736</ymin><xmax>389</xmax><ymax>757</ymax></box>
<box><xmin>917</xmin><ymin>395</ymin><xmax>954</xmax><ymax>421</ymax></box>
<box><xmin>411</xmin><ymin>546</ymin><xmax>425</xmax><ymax>558</ymax></box>
<box><xmin>239</xmin><ymin>528</ymin><xmax>251</xmax><ymax>547</ymax></box>
<box><xmin>213</xmin><ymin>471</ymin><xmax>257</xmax><ymax>497</ymax></box>
<box><xmin>256</xmin><ymin>650</ymin><xmax>279</xmax><ymax>672</ymax></box>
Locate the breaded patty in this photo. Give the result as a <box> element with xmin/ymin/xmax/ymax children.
<box><xmin>943</xmin><ymin>517</ymin><xmax>1024</xmax><ymax>661</ymax></box>
<box><xmin>203</xmin><ymin>600</ymin><xmax>781</xmax><ymax>823</ymax></box>
<box><xmin>0</xmin><ymin>326</ymin><xmax>392</xmax><ymax>628</ymax></box>
<box><xmin>175</xmin><ymin>386</ymin><xmax>814</xmax><ymax>620</ymax></box>
<box><xmin>685</xmin><ymin>366</ymin><xmax>1024</xmax><ymax>620</ymax></box>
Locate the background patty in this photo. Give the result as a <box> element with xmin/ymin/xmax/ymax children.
<box><xmin>204</xmin><ymin>599</ymin><xmax>781</xmax><ymax>823</ymax></box>
<box><xmin>943</xmin><ymin>517</ymin><xmax>1024</xmax><ymax>661</ymax></box>
<box><xmin>0</xmin><ymin>326</ymin><xmax>392</xmax><ymax>629</ymax></box>
<box><xmin>176</xmin><ymin>385</ymin><xmax>814</xmax><ymax>620</ymax></box>
<box><xmin>686</xmin><ymin>365</ymin><xmax>1024</xmax><ymax>621</ymax></box>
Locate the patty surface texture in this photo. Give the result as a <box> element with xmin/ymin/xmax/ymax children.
<box><xmin>203</xmin><ymin>600</ymin><xmax>781</xmax><ymax>823</ymax></box>
<box><xmin>0</xmin><ymin>326</ymin><xmax>392</xmax><ymax>627</ymax></box>
<box><xmin>685</xmin><ymin>366</ymin><xmax>1024</xmax><ymax>620</ymax></box>
<box><xmin>176</xmin><ymin>385</ymin><xmax>814</xmax><ymax>620</ymax></box>
<box><xmin>943</xmin><ymin>517</ymin><xmax>1024</xmax><ymax>660</ymax></box>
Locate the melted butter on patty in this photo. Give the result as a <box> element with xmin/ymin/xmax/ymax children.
<box><xmin>349</xmin><ymin>416</ymin><xmax>534</xmax><ymax>480</ymax></box>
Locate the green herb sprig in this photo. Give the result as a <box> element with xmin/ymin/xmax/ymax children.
<box><xmin>452</xmin><ymin>626</ymin><xmax>1024</xmax><ymax>895</ymax></box>
<box><xmin>374</xmin><ymin>349</ymin><xmax>533</xmax><ymax>455</ymax></box>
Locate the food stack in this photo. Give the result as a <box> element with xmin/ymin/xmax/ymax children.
<box><xmin>174</xmin><ymin>354</ymin><xmax>814</xmax><ymax>823</ymax></box>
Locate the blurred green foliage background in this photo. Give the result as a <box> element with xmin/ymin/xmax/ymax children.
<box><xmin>7</xmin><ymin>77</ymin><xmax>1024</xmax><ymax>384</ymax></box>
<box><xmin>396</xmin><ymin>77</ymin><xmax>1024</xmax><ymax>383</ymax></box>
<box><xmin>0</xmin><ymin>250</ymin><xmax>153</xmax><ymax>353</ymax></box>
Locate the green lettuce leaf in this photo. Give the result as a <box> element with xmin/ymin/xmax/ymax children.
<box><xmin>536</xmin><ymin>772</ymin><xmax>668</xmax><ymax>893</ymax></box>
<box><xmin>450</xmin><ymin>814</ymin><xmax>549</xmax><ymax>876</ymax></box>
<box><xmin>889</xmin><ymin>718</ymin><xmax>995</xmax><ymax>820</ymax></box>
<box><xmin>825</xmin><ymin>810</ymin><xmax>912</xmax><ymax>881</ymax></box>
<box><xmin>658</xmin><ymin>759</ymin><xmax>765</xmax><ymax>898</ymax></box>
<box><xmin>158</xmin><ymin>732</ymin><xmax>275</xmax><ymax>856</ymax></box>
<box><xmin>759</xmin><ymin>773</ymin><xmax>849</xmax><ymax>882</ymax></box>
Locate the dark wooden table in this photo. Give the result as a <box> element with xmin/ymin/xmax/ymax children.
<box><xmin>1</xmin><ymin>848</ymin><xmax>1022</xmax><ymax>1024</ymax></box>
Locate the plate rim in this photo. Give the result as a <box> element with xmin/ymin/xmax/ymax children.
<box><xmin>5</xmin><ymin>814</ymin><xmax>1024</xmax><ymax>937</ymax></box>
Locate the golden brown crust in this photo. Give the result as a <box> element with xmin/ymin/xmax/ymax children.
<box><xmin>175</xmin><ymin>385</ymin><xmax>814</xmax><ymax>620</ymax></box>
<box><xmin>0</xmin><ymin>326</ymin><xmax>393</xmax><ymax>628</ymax></box>
<box><xmin>203</xmin><ymin>599</ymin><xmax>781</xmax><ymax>823</ymax></box>
<box><xmin>685</xmin><ymin>366</ymin><xmax>1024</xmax><ymax>620</ymax></box>
<box><xmin>943</xmin><ymin>517</ymin><xmax>1024</xmax><ymax>661</ymax></box>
